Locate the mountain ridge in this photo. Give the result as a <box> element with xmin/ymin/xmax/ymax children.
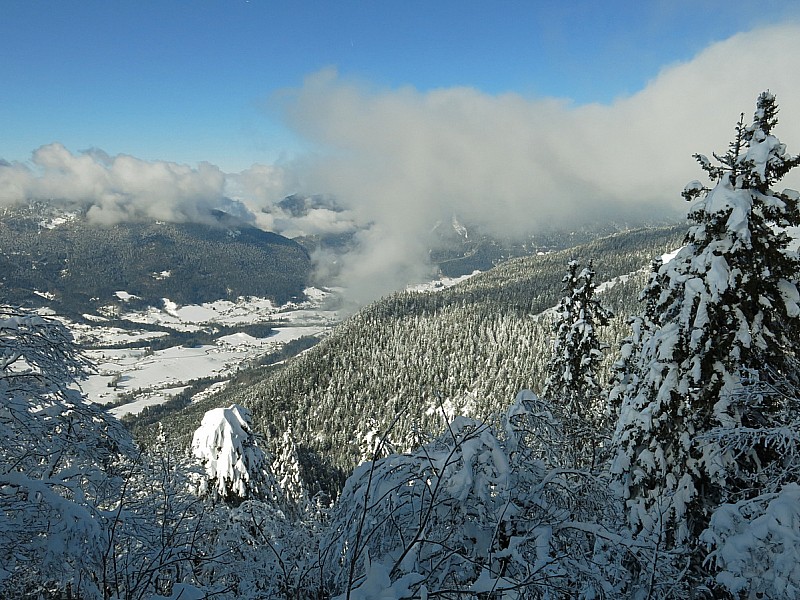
<box><xmin>0</xmin><ymin>205</ymin><xmax>312</xmax><ymax>316</ymax></box>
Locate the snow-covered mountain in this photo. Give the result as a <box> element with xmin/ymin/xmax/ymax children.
<box><xmin>6</xmin><ymin>92</ymin><xmax>800</xmax><ymax>600</ymax></box>
<box><xmin>144</xmin><ymin>225</ymin><xmax>686</xmax><ymax>494</ymax></box>
<box><xmin>0</xmin><ymin>204</ymin><xmax>312</xmax><ymax>316</ymax></box>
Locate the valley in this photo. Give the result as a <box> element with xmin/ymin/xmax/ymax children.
<box><xmin>64</xmin><ymin>288</ymin><xmax>343</xmax><ymax>418</ymax></box>
<box><xmin>66</xmin><ymin>272</ymin><xmax>488</xmax><ymax>419</ymax></box>
<box><xmin>2</xmin><ymin>8</ymin><xmax>798</xmax><ymax>595</ymax></box>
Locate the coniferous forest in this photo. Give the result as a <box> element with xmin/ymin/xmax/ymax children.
<box><xmin>3</xmin><ymin>92</ymin><xmax>800</xmax><ymax>599</ymax></box>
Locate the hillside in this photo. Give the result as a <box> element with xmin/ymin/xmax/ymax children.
<box><xmin>0</xmin><ymin>205</ymin><xmax>312</xmax><ymax>316</ymax></box>
<box><xmin>150</xmin><ymin>225</ymin><xmax>686</xmax><ymax>493</ymax></box>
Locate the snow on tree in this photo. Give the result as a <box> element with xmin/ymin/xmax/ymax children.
<box><xmin>105</xmin><ymin>436</ymin><xmax>227</xmax><ymax>600</ymax></box>
<box><xmin>197</xmin><ymin>498</ymin><xmax>325</xmax><ymax>599</ymax></box>
<box><xmin>0</xmin><ymin>308</ymin><xmax>250</xmax><ymax>599</ymax></box>
<box><xmin>543</xmin><ymin>259</ymin><xmax>612</xmax><ymax>469</ymax></box>
<box><xmin>693</xmin><ymin>368</ymin><xmax>800</xmax><ymax>598</ymax></box>
<box><xmin>192</xmin><ymin>404</ymin><xmax>273</xmax><ymax>504</ymax></box>
<box><xmin>0</xmin><ymin>306</ymin><xmax>135</xmax><ymax>598</ymax></box>
<box><xmin>607</xmin><ymin>258</ymin><xmax>664</xmax><ymax>420</ymax></box>
<box><xmin>322</xmin><ymin>391</ymin><xmax>619</xmax><ymax>599</ymax></box>
<box><xmin>358</xmin><ymin>416</ymin><xmax>397</xmax><ymax>464</ymax></box>
<box><xmin>701</xmin><ymin>483</ymin><xmax>800</xmax><ymax>599</ymax></box>
<box><xmin>272</xmin><ymin>424</ymin><xmax>308</xmax><ymax>515</ymax></box>
<box><xmin>609</xmin><ymin>91</ymin><xmax>800</xmax><ymax>589</ymax></box>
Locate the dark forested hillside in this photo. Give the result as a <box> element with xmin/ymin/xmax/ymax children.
<box><xmin>158</xmin><ymin>225</ymin><xmax>685</xmax><ymax>493</ymax></box>
<box><xmin>0</xmin><ymin>206</ymin><xmax>312</xmax><ymax>315</ymax></box>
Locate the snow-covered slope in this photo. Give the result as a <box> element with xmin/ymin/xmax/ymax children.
<box><xmin>66</xmin><ymin>288</ymin><xmax>342</xmax><ymax>417</ymax></box>
<box><xmin>178</xmin><ymin>226</ymin><xmax>686</xmax><ymax>489</ymax></box>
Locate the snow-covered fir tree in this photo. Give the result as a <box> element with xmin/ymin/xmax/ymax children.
<box><xmin>192</xmin><ymin>404</ymin><xmax>273</xmax><ymax>504</ymax></box>
<box><xmin>610</xmin><ymin>92</ymin><xmax>800</xmax><ymax>592</ymax></box>
<box><xmin>543</xmin><ymin>259</ymin><xmax>612</xmax><ymax>468</ymax></box>
<box><xmin>272</xmin><ymin>425</ymin><xmax>308</xmax><ymax>515</ymax></box>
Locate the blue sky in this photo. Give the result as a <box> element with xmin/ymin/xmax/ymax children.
<box><xmin>2</xmin><ymin>0</ymin><xmax>799</xmax><ymax>172</ymax></box>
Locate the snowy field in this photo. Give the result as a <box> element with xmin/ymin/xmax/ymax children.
<box><xmin>63</xmin><ymin>288</ymin><xmax>342</xmax><ymax>417</ymax></box>
<box><xmin>62</xmin><ymin>274</ymin><xmax>490</xmax><ymax>419</ymax></box>
<box><xmin>405</xmin><ymin>271</ymin><xmax>480</xmax><ymax>293</ymax></box>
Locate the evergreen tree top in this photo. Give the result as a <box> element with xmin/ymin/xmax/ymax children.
<box><xmin>685</xmin><ymin>91</ymin><xmax>800</xmax><ymax>208</ymax></box>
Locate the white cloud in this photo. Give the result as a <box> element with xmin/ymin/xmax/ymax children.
<box><xmin>271</xmin><ymin>24</ymin><xmax>800</xmax><ymax>300</ymax></box>
<box><xmin>0</xmin><ymin>143</ymin><xmax>230</xmax><ymax>225</ymax></box>
<box><xmin>225</xmin><ymin>163</ymin><xmax>289</xmax><ymax>208</ymax></box>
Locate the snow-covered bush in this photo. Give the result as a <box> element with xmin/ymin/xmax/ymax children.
<box><xmin>0</xmin><ymin>308</ymin><xmax>244</xmax><ymax>599</ymax></box>
<box><xmin>702</xmin><ymin>484</ymin><xmax>800</xmax><ymax>599</ymax></box>
<box><xmin>192</xmin><ymin>403</ymin><xmax>273</xmax><ymax>503</ymax></box>
<box><xmin>197</xmin><ymin>498</ymin><xmax>326</xmax><ymax>599</ymax></box>
<box><xmin>322</xmin><ymin>391</ymin><xmax>620</xmax><ymax>599</ymax></box>
<box><xmin>0</xmin><ymin>307</ymin><xmax>136</xmax><ymax>598</ymax></box>
<box><xmin>104</xmin><ymin>442</ymin><xmax>220</xmax><ymax>600</ymax></box>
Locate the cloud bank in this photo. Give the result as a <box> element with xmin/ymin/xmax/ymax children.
<box><xmin>271</xmin><ymin>24</ymin><xmax>800</xmax><ymax>301</ymax></box>
<box><xmin>0</xmin><ymin>143</ymin><xmax>235</xmax><ymax>225</ymax></box>
<box><xmin>3</xmin><ymin>24</ymin><xmax>800</xmax><ymax>303</ymax></box>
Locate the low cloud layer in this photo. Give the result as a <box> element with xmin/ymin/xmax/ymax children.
<box><xmin>0</xmin><ymin>143</ymin><xmax>233</xmax><ymax>225</ymax></box>
<box><xmin>272</xmin><ymin>24</ymin><xmax>800</xmax><ymax>300</ymax></box>
<box><xmin>3</xmin><ymin>24</ymin><xmax>800</xmax><ymax>303</ymax></box>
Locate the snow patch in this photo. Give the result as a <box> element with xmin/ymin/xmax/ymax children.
<box><xmin>778</xmin><ymin>279</ymin><xmax>800</xmax><ymax>317</ymax></box>
<box><xmin>115</xmin><ymin>291</ymin><xmax>139</xmax><ymax>301</ymax></box>
<box><xmin>406</xmin><ymin>271</ymin><xmax>480</xmax><ymax>293</ymax></box>
<box><xmin>37</xmin><ymin>212</ymin><xmax>78</xmax><ymax>229</ymax></box>
<box><xmin>191</xmin><ymin>380</ymin><xmax>229</xmax><ymax>404</ymax></box>
<box><xmin>661</xmin><ymin>246</ymin><xmax>684</xmax><ymax>264</ymax></box>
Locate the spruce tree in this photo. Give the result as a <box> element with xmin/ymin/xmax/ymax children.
<box><xmin>191</xmin><ymin>404</ymin><xmax>273</xmax><ymax>504</ymax></box>
<box><xmin>610</xmin><ymin>92</ymin><xmax>800</xmax><ymax>577</ymax></box>
<box><xmin>272</xmin><ymin>425</ymin><xmax>308</xmax><ymax>516</ymax></box>
<box><xmin>543</xmin><ymin>259</ymin><xmax>612</xmax><ymax>468</ymax></box>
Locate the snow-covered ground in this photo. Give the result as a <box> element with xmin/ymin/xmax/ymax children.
<box><xmin>405</xmin><ymin>271</ymin><xmax>480</xmax><ymax>293</ymax></box>
<box><xmin>595</xmin><ymin>273</ymin><xmax>632</xmax><ymax>295</ymax></box>
<box><xmin>64</xmin><ymin>288</ymin><xmax>341</xmax><ymax>417</ymax></box>
<box><xmin>593</xmin><ymin>246</ymin><xmax>683</xmax><ymax>296</ymax></box>
<box><xmin>68</xmin><ymin>273</ymin><xmax>491</xmax><ymax>418</ymax></box>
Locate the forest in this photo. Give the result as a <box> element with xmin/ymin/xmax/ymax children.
<box><xmin>2</xmin><ymin>91</ymin><xmax>800</xmax><ymax>599</ymax></box>
<box><xmin>0</xmin><ymin>210</ymin><xmax>312</xmax><ymax>315</ymax></box>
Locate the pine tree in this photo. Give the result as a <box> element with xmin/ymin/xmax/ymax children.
<box><xmin>543</xmin><ymin>259</ymin><xmax>612</xmax><ymax>468</ymax></box>
<box><xmin>610</xmin><ymin>92</ymin><xmax>800</xmax><ymax>582</ymax></box>
<box><xmin>191</xmin><ymin>404</ymin><xmax>273</xmax><ymax>504</ymax></box>
<box><xmin>272</xmin><ymin>425</ymin><xmax>308</xmax><ymax>516</ymax></box>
